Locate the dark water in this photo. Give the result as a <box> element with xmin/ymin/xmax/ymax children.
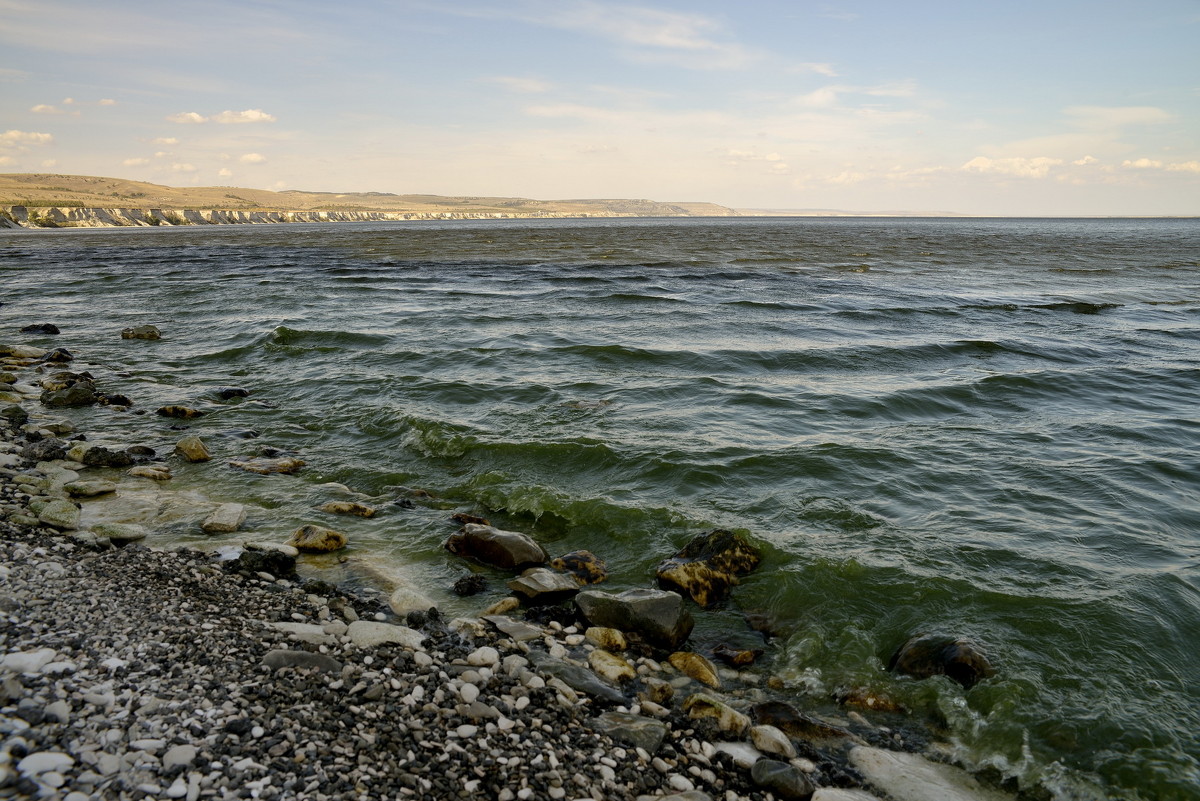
<box><xmin>3</xmin><ymin>217</ymin><xmax>1199</xmax><ymax>799</ymax></box>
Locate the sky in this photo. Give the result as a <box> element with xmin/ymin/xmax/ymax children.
<box><xmin>0</xmin><ymin>0</ymin><xmax>1197</xmax><ymax>215</ymax></box>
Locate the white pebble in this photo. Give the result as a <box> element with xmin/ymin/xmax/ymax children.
<box><xmin>668</xmin><ymin>775</ymin><xmax>695</xmax><ymax>792</ymax></box>
<box><xmin>460</xmin><ymin>683</ymin><xmax>480</xmax><ymax>704</ymax></box>
<box><xmin>456</xmin><ymin>724</ymin><xmax>478</xmax><ymax>738</ymax></box>
<box><xmin>251</xmin><ymin>726</ymin><xmax>265</xmax><ymax>739</ymax></box>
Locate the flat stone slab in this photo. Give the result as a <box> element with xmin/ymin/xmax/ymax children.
<box><xmin>202</xmin><ymin>503</ymin><xmax>247</xmax><ymax>533</ymax></box>
<box><xmin>261</xmin><ymin>649</ymin><xmax>343</xmax><ymax>674</ymax></box>
<box><xmin>346</xmin><ymin>620</ymin><xmax>425</xmax><ymax>650</ymax></box>
<box><xmin>849</xmin><ymin>746</ymin><xmax>1015</xmax><ymax>801</ymax></box>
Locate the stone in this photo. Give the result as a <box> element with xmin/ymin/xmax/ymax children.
<box><xmin>261</xmin><ymin>649</ymin><xmax>342</xmax><ymax>673</ymax></box>
<box><xmin>451</xmin><ymin>512</ymin><xmax>489</xmax><ymax>526</ymax></box>
<box><xmin>157</xmin><ymin>405</ymin><xmax>204</xmax><ymax>419</ymax></box>
<box><xmin>482</xmin><ymin>615</ymin><xmax>544</xmax><ymax>642</ymax></box>
<box><xmin>91</xmin><ymin>522</ymin><xmax>148</xmax><ymax>544</ymax></box>
<box><xmin>575</xmin><ymin>588</ymin><xmax>694</xmax><ymax>650</ymax></box>
<box><xmin>549</xmin><ymin>550</ymin><xmax>609</xmax><ymax>584</ymax></box>
<box><xmin>713</xmin><ymin>742</ymin><xmax>762</xmax><ymax>769</ymax></box>
<box><xmin>287</xmin><ymin>524</ymin><xmax>347</xmax><ymax>552</ymax></box>
<box><xmin>585</xmin><ymin>627</ymin><xmax>627</xmax><ymax>651</ymax></box>
<box><xmin>20</xmin><ymin>323</ymin><xmax>60</xmax><ymax>335</ymax></box>
<box><xmin>270</xmin><ymin>622</ymin><xmax>332</xmax><ymax>645</ymax></box>
<box><xmin>445</xmin><ymin>523</ymin><xmax>548</xmax><ymax>570</ymax></box>
<box><xmin>214</xmin><ymin>386</ymin><xmax>250</xmax><ymax>399</ymax></box>
<box><xmin>346</xmin><ymin>621</ymin><xmax>425</xmax><ymax>650</ymax></box>
<box><xmin>750</xmin><ymin>724</ymin><xmax>797</xmax><ymax>759</ymax></box>
<box><xmin>453</xmin><ymin>574</ymin><xmax>488</xmax><ymax>596</ymax></box>
<box><xmin>40</xmin><ymin>381</ymin><xmax>98</xmax><ymax>407</ymax></box>
<box><xmin>812</xmin><ymin>791</ymin><xmax>884</xmax><ymax>801</ymax></box>
<box><xmin>750</xmin><ymin>701</ymin><xmax>851</xmax><ymax>741</ymax></box>
<box><xmin>129</xmin><ymin>464</ymin><xmax>172</xmax><ymax>480</ymax></box>
<box><xmin>319</xmin><ymin>501</ymin><xmax>376</xmax><ymax>517</ymax></box>
<box><xmin>588</xmin><ymin>650</ymin><xmax>636</xmax><ymax>684</ymax></box>
<box><xmin>1</xmin><ymin>403</ymin><xmax>29</xmax><ymax>427</ymax></box>
<box><xmin>2</xmin><ymin>648</ymin><xmax>57</xmax><ymax>674</ymax></box>
<box><xmin>527</xmin><ymin>651</ymin><xmax>625</xmax><ymax>704</ymax></box>
<box><xmin>43</xmin><ymin>347</ymin><xmax>73</xmax><ymax>362</ymax></box>
<box><xmin>235</xmin><ymin>548</ymin><xmax>296</xmax><ymax>577</ymax></box>
<box><xmin>81</xmin><ymin>445</ymin><xmax>134</xmax><ymax>468</ymax></box>
<box><xmin>201</xmin><ymin>503</ymin><xmax>247</xmax><ymax>533</ymax></box>
<box><xmin>229</xmin><ymin>456</ymin><xmax>305</xmax><ymax>475</ymax></box>
<box><xmin>175</xmin><ymin>436</ymin><xmax>211</xmax><ymax>462</ymax></box>
<box><xmin>121</xmin><ymin>325</ymin><xmax>161</xmax><ymax>340</ymax></box>
<box><xmin>0</xmin><ymin>343</ymin><xmax>46</xmax><ymax>359</ymax></box>
<box><xmin>23</xmin><ymin>438</ymin><xmax>68</xmax><ymax>461</ymax></box>
<box><xmin>638</xmin><ymin>677</ymin><xmax>674</xmax><ymax>705</ymax></box>
<box><xmin>466</xmin><ymin>646</ymin><xmax>500</xmax><ymax>667</ymax></box>
<box><xmin>750</xmin><ymin>759</ymin><xmax>815</xmax><ymax>800</ymax></box>
<box><xmin>712</xmin><ymin>642</ymin><xmax>764</xmax><ymax>667</ymax></box>
<box><xmin>507</xmin><ymin>567</ymin><xmax>580</xmax><ymax>600</ymax></box>
<box><xmin>33</xmin><ymin>498</ymin><xmax>80</xmax><ymax>530</ymax></box>
<box><xmin>834</xmin><ymin>687</ymin><xmax>906</xmax><ymax>714</ymax></box>
<box><xmin>656</xmin><ymin>529</ymin><xmax>761</xmax><ymax>607</ymax></box>
<box><xmin>888</xmin><ymin>634</ymin><xmax>995</xmax><ymax>689</ymax></box>
<box><xmin>63</xmin><ymin>480</ymin><xmax>118</xmax><ymax>497</ymax></box>
<box><xmin>388</xmin><ymin>585</ymin><xmax>437</xmax><ymax>617</ymax></box>
<box><xmin>592</xmin><ymin>711</ymin><xmax>669</xmax><ymax>754</ymax></box>
<box><xmin>668</xmin><ymin>652</ymin><xmax>721</xmax><ymax>689</ymax></box>
<box><xmin>162</xmin><ymin>743</ymin><xmax>198</xmax><ymax>770</ymax></box>
<box><xmin>848</xmin><ymin>746</ymin><xmax>1014</xmax><ymax>801</ymax></box>
<box><xmin>17</xmin><ymin>752</ymin><xmax>73</xmax><ymax>777</ymax></box>
<box><xmin>680</xmin><ymin>694</ymin><xmax>750</xmax><ymax>735</ymax></box>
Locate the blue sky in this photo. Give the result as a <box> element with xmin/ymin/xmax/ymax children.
<box><xmin>1</xmin><ymin>0</ymin><xmax>1197</xmax><ymax>215</ymax></box>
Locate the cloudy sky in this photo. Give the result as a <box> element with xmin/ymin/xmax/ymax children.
<box><xmin>1</xmin><ymin>0</ymin><xmax>1197</xmax><ymax>215</ymax></box>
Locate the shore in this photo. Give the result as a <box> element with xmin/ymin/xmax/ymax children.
<box><xmin>1</xmin><ymin>332</ymin><xmax>1019</xmax><ymax>801</ymax></box>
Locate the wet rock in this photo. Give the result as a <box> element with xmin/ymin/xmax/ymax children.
<box><xmin>201</xmin><ymin>503</ymin><xmax>247</xmax><ymax>533</ymax></box>
<box><xmin>585</xmin><ymin>626</ymin><xmax>627</xmax><ymax>651</ymax></box>
<box><xmin>91</xmin><ymin>523</ymin><xmax>148</xmax><ymax>544</ymax></box>
<box><xmin>121</xmin><ymin>325</ymin><xmax>161</xmax><ymax>340</ymax></box>
<box><xmin>888</xmin><ymin>634</ymin><xmax>995</xmax><ymax>689</ymax></box>
<box><xmin>287</xmin><ymin>524</ymin><xmax>347</xmax><ymax>552</ymax></box>
<box><xmin>261</xmin><ymin>649</ymin><xmax>342</xmax><ymax>674</ymax></box>
<box><xmin>319</xmin><ymin>500</ymin><xmax>376</xmax><ymax>517</ymax></box>
<box><xmin>638</xmin><ymin>677</ymin><xmax>674</xmax><ymax>705</ymax></box>
<box><xmin>20</xmin><ymin>323</ymin><xmax>60</xmax><ymax>335</ymax></box>
<box><xmin>31</xmin><ymin>498</ymin><xmax>80</xmax><ymax>530</ymax></box>
<box><xmin>668</xmin><ymin>652</ymin><xmax>721</xmax><ymax>688</ymax></box>
<box><xmin>174</xmin><ymin>435</ymin><xmax>211</xmax><ymax>462</ymax></box>
<box><xmin>0</xmin><ymin>344</ymin><xmax>46</xmax><ymax>359</ymax></box>
<box><xmin>750</xmin><ymin>759</ymin><xmax>815</xmax><ymax>800</ymax></box>
<box><xmin>346</xmin><ymin>621</ymin><xmax>425</xmax><ymax>650</ymax></box>
<box><xmin>507</xmin><ymin>567</ymin><xmax>580</xmax><ymax>601</ymax></box>
<box><xmin>445</xmin><ymin>523</ymin><xmax>548</xmax><ymax>570</ymax></box>
<box><xmin>712</xmin><ymin>642</ymin><xmax>764</xmax><ymax>667</ymax></box>
<box><xmin>389</xmin><ymin>585</ymin><xmax>437</xmax><ymax>617</ymax></box>
<box><xmin>592</xmin><ymin>711</ymin><xmax>669</xmax><ymax>754</ymax></box>
<box><xmin>482</xmin><ymin>615</ymin><xmax>544</xmax><ymax>642</ymax></box>
<box><xmin>811</xmin><ymin>791</ymin><xmax>884</xmax><ymax>801</ymax></box>
<box><xmin>452</xmin><ymin>575</ymin><xmax>488</xmax><ymax>596</ymax></box>
<box><xmin>527</xmin><ymin>651</ymin><xmax>625</xmax><ymax>704</ymax></box>
<box><xmin>451</xmin><ymin>512</ymin><xmax>489</xmax><ymax>526</ymax></box>
<box><xmin>128</xmin><ymin>464</ymin><xmax>172</xmax><ymax>481</ymax></box>
<box><xmin>681</xmin><ymin>694</ymin><xmax>750</xmax><ymax>736</ymax></box>
<box><xmin>656</xmin><ymin>529</ymin><xmax>761</xmax><ymax>607</ymax></box>
<box><xmin>40</xmin><ymin>381</ymin><xmax>98</xmax><ymax>407</ymax></box>
<box><xmin>42</xmin><ymin>347</ymin><xmax>73</xmax><ymax>363</ymax></box>
<box><xmin>834</xmin><ymin>687</ymin><xmax>906</xmax><ymax>714</ymax></box>
<box><xmin>848</xmin><ymin>746</ymin><xmax>1014</xmax><ymax>801</ymax></box>
<box><xmin>157</xmin><ymin>405</ymin><xmax>205</xmax><ymax>419</ymax></box>
<box><xmin>98</xmin><ymin>392</ymin><xmax>133</xmax><ymax>407</ymax></box>
<box><xmin>575</xmin><ymin>588</ymin><xmax>694</xmax><ymax>650</ymax></box>
<box><xmin>235</xmin><ymin>547</ymin><xmax>296</xmax><ymax>577</ymax></box>
<box><xmin>81</xmin><ymin>445</ymin><xmax>134</xmax><ymax>468</ymax></box>
<box><xmin>750</xmin><ymin>724</ymin><xmax>797</xmax><ymax>759</ymax></box>
<box><xmin>229</xmin><ymin>456</ymin><xmax>305</xmax><ymax>474</ymax></box>
<box><xmin>750</xmin><ymin>701</ymin><xmax>852</xmax><ymax>741</ymax></box>
<box><xmin>214</xmin><ymin>386</ymin><xmax>250</xmax><ymax>399</ymax></box>
<box><xmin>22</xmin><ymin>438</ymin><xmax>68</xmax><ymax>462</ymax></box>
<box><xmin>63</xmin><ymin>480</ymin><xmax>118</xmax><ymax>498</ymax></box>
<box><xmin>588</xmin><ymin>649</ymin><xmax>636</xmax><ymax>684</ymax></box>
<box><xmin>1</xmin><ymin>404</ymin><xmax>29</xmax><ymax>427</ymax></box>
<box><xmin>550</xmin><ymin>550</ymin><xmax>609</xmax><ymax>585</ymax></box>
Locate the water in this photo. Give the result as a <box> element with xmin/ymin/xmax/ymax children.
<box><xmin>3</xmin><ymin>217</ymin><xmax>1199</xmax><ymax>799</ymax></box>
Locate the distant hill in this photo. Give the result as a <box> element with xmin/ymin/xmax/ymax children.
<box><xmin>0</xmin><ymin>173</ymin><xmax>738</xmax><ymax>218</ymax></box>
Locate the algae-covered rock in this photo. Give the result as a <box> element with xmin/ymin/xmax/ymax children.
<box><xmin>549</xmin><ymin>550</ymin><xmax>608</xmax><ymax>585</ymax></box>
<box><xmin>175</xmin><ymin>435</ymin><xmax>211</xmax><ymax>462</ymax></box>
<box><xmin>286</xmin><ymin>524</ymin><xmax>347</xmax><ymax>552</ymax></box>
<box><xmin>681</xmin><ymin>693</ymin><xmax>750</xmax><ymax>735</ymax></box>
<box><xmin>319</xmin><ymin>501</ymin><xmax>376</xmax><ymax>517</ymax></box>
<box><xmin>121</xmin><ymin>325</ymin><xmax>161</xmax><ymax>340</ymax></box>
<box><xmin>668</xmin><ymin>651</ymin><xmax>721</xmax><ymax>689</ymax></box>
<box><xmin>888</xmin><ymin>633</ymin><xmax>994</xmax><ymax>689</ymax></box>
<box><xmin>656</xmin><ymin>529</ymin><xmax>761</xmax><ymax>607</ymax></box>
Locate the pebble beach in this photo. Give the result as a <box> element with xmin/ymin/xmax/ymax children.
<box><xmin>1</xmin><ymin>330</ymin><xmax>1022</xmax><ymax>801</ymax></box>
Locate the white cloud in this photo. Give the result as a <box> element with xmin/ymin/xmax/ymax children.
<box><xmin>152</xmin><ymin>137</ymin><xmax>179</xmax><ymax>145</ymax></box>
<box><xmin>0</xmin><ymin>129</ymin><xmax>53</xmax><ymax>149</ymax></box>
<box><xmin>1122</xmin><ymin>158</ymin><xmax>1163</xmax><ymax>169</ymax></box>
<box><xmin>171</xmin><ymin>163</ymin><xmax>197</xmax><ymax>173</ymax></box>
<box><xmin>962</xmin><ymin>156</ymin><xmax>1063</xmax><ymax>178</ymax></box>
<box><xmin>212</xmin><ymin>108</ymin><xmax>276</xmax><ymax>124</ymax></box>
<box><xmin>1064</xmin><ymin>106</ymin><xmax>1173</xmax><ymax>129</ymax></box>
<box><xmin>154</xmin><ymin>151</ymin><xmax>170</xmax><ymax>158</ymax></box>
<box><xmin>167</xmin><ymin>111</ymin><xmax>207</xmax><ymax>124</ymax></box>
<box><xmin>98</xmin><ymin>98</ymin><xmax>116</xmax><ymax>106</ymax></box>
<box><xmin>487</xmin><ymin>76</ymin><xmax>552</xmax><ymax>93</ymax></box>
<box><xmin>1073</xmin><ymin>155</ymin><xmax>1099</xmax><ymax>166</ymax></box>
<box><xmin>122</xmin><ymin>157</ymin><xmax>150</xmax><ymax>167</ymax></box>
<box><xmin>62</xmin><ymin>97</ymin><xmax>74</xmax><ymax>105</ymax></box>
<box><xmin>239</xmin><ymin>152</ymin><xmax>267</xmax><ymax>164</ymax></box>
<box><xmin>30</xmin><ymin>104</ymin><xmax>63</xmax><ymax>114</ymax></box>
<box><xmin>1167</xmin><ymin>161</ymin><xmax>1200</xmax><ymax>174</ymax></box>
<box><xmin>218</xmin><ymin>167</ymin><xmax>233</xmax><ymax>177</ymax></box>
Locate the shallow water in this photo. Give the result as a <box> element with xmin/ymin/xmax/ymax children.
<box><xmin>3</xmin><ymin>217</ymin><xmax>1199</xmax><ymax>799</ymax></box>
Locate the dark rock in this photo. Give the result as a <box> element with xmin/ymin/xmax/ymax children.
<box><xmin>40</xmin><ymin>382</ymin><xmax>98</xmax><ymax>407</ymax></box>
<box><xmin>1</xmin><ymin>404</ymin><xmax>29</xmax><ymax>428</ymax></box>
<box><xmin>750</xmin><ymin>759</ymin><xmax>815</xmax><ymax>800</ymax></box>
<box><xmin>22</xmin><ymin>438</ymin><xmax>67</xmax><ymax>462</ymax></box>
<box><xmin>121</xmin><ymin>325</ymin><xmax>161</xmax><ymax>340</ymax></box>
<box><xmin>224</xmin><ymin>718</ymin><xmax>254</xmax><ymax>735</ymax></box>
<box><xmin>222</xmin><ymin>429</ymin><xmax>261</xmax><ymax>439</ymax></box>
<box><xmin>81</xmin><ymin>446</ymin><xmax>134</xmax><ymax>469</ymax></box>
<box><xmin>393</xmin><ymin>498</ymin><xmax>416</xmax><ymax>509</ymax></box>
<box><xmin>712</xmin><ymin>642</ymin><xmax>764</xmax><ymax>667</ymax></box>
<box><xmin>591</xmin><ymin>711</ymin><xmax>669</xmax><ymax>754</ymax></box>
<box><xmin>99</xmin><ymin>393</ymin><xmax>133</xmax><ymax>407</ymax></box>
<box><xmin>20</xmin><ymin>323</ymin><xmax>60</xmax><ymax>335</ymax></box>
<box><xmin>444</xmin><ymin>523</ymin><xmax>548</xmax><ymax>570</ymax></box>
<box><xmin>575</xmin><ymin>588</ymin><xmax>694</xmax><ymax>650</ymax></box>
<box><xmin>126</xmin><ymin>445</ymin><xmax>157</xmax><ymax>459</ymax></box>
<box><xmin>750</xmin><ymin>701</ymin><xmax>852</xmax><ymax>741</ymax></box>
<box><xmin>42</xmin><ymin>347</ymin><xmax>73</xmax><ymax>363</ymax></box>
<box><xmin>550</xmin><ymin>550</ymin><xmax>609</xmax><ymax>585</ymax></box>
<box><xmin>452</xmin><ymin>575</ymin><xmax>488</xmax><ymax>596</ymax></box>
<box><xmin>215</xmin><ymin>386</ymin><xmax>250</xmax><ymax>400</ymax></box>
<box><xmin>234</xmin><ymin>549</ymin><xmax>296</xmax><ymax>577</ymax></box>
<box><xmin>156</xmin><ymin>405</ymin><xmax>205</xmax><ymax>419</ymax></box>
<box><xmin>656</xmin><ymin>529</ymin><xmax>761</xmax><ymax>607</ymax></box>
<box><xmin>507</xmin><ymin>567</ymin><xmax>580</xmax><ymax>602</ymax></box>
<box><xmin>887</xmin><ymin>633</ymin><xmax>995</xmax><ymax>689</ymax></box>
<box><xmin>262</xmin><ymin>650</ymin><xmax>342</xmax><ymax>674</ymax></box>
<box><xmin>527</xmin><ymin>651</ymin><xmax>626</xmax><ymax>705</ymax></box>
<box><xmin>451</xmin><ymin>512</ymin><xmax>490</xmax><ymax>526</ymax></box>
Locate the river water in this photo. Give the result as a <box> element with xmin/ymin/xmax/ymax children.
<box><xmin>3</xmin><ymin>217</ymin><xmax>1198</xmax><ymax>800</ymax></box>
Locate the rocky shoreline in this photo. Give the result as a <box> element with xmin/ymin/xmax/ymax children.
<box><xmin>1</xmin><ymin>331</ymin><xmax>1019</xmax><ymax>801</ymax></box>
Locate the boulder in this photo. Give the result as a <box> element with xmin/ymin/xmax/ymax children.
<box><xmin>81</xmin><ymin>445</ymin><xmax>134</xmax><ymax>469</ymax></box>
<box><xmin>32</xmin><ymin>498</ymin><xmax>80</xmax><ymax>530</ymax></box>
<box><xmin>201</xmin><ymin>503</ymin><xmax>247</xmax><ymax>534</ymax></box>
<box><xmin>668</xmin><ymin>651</ymin><xmax>721</xmax><ymax>688</ymax></box>
<box><xmin>129</xmin><ymin>464</ymin><xmax>172</xmax><ymax>481</ymax></box>
<box><xmin>750</xmin><ymin>759</ymin><xmax>815</xmax><ymax>800</ymax></box>
<box><xmin>175</xmin><ymin>436</ymin><xmax>211</xmax><ymax>462</ymax></box>
<box><xmin>656</xmin><ymin>529</ymin><xmax>761</xmax><ymax>607</ymax></box>
<box><xmin>445</xmin><ymin>523</ymin><xmax>548</xmax><ymax>570</ymax></box>
<box><xmin>591</xmin><ymin>711</ymin><xmax>669</xmax><ymax>754</ymax></box>
<box><xmin>92</xmin><ymin>522</ymin><xmax>148</xmax><ymax>544</ymax></box>
<box><xmin>848</xmin><ymin>746</ymin><xmax>1015</xmax><ymax>801</ymax></box>
<box><xmin>20</xmin><ymin>323</ymin><xmax>60</xmax><ymax>335</ymax></box>
<box><xmin>750</xmin><ymin>701</ymin><xmax>851</xmax><ymax>741</ymax></box>
<box><xmin>346</xmin><ymin>620</ymin><xmax>425</xmax><ymax>650</ymax></box>
<box><xmin>234</xmin><ymin>547</ymin><xmax>296</xmax><ymax>577</ymax></box>
<box><xmin>229</xmin><ymin>456</ymin><xmax>305</xmax><ymax>475</ymax></box>
<box><xmin>42</xmin><ymin>347</ymin><xmax>73</xmax><ymax>363</ymax></box>
<box><xmin>888</xmin><ymin>634</ymin><xmax>995</xmax><ymax>689</ymax></box>
<box><xmin>63</xmin><ymin>480</ymin><xmax>118</xmax><ymax>498</ymax></box>
<box><xmin>319</xmin><ymin>500</ymin><xmax>376</xmax><ymax>517</ymax></box>
<box><xmin>1</xmin><ymin>404</ymin><xmax>29</xmax><ymax>427</ymax></box>
<box><xmin>575</xmin><ymin>588</ymin><xmax>694</xmax><ymax>650</ymax></box>
<box><xmin>157</xmin><ymin>405</ymin><xmax>204</xmax><ymax>419</ymax></box>
<box><xmin>286</xmin><ymin>524</ymin><xmax>347</xmax><ymax>552</ymax></box>
<box><xmin>22</xmin><ymin>438</ymin><xmax>68</xmax><ymax>462</ymax></box>
<box><xmin>681</xmin><ymin>694</ymin><xmax>750</xmax><ymax>736</ymax></box>
<box><xmin>549</xmin><ymin>550</ymin><xmax>609</xmax><ymax>584</ymax></box>
<box><xmin>507</xmin><ymin>567</ymin><xmax>580</xmax><ymax>601</ymax></box>
<box><xmin>40</xmin><ymin>381</ymin><xmax>97</xmax><ymax>407</ymax></box>
<box><xmin>121</xmin><ymin>325</ymin><xmax>161</xmax><ymax>340</ymax></box>
<box><xmin>527</xmin><ymin>651</ymin><xmax>626</xmax><ymax>705</ymax></box>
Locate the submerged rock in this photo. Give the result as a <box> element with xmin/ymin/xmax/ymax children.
<box><xmin>81</xmin><ymin>445</ymin><xmax>134</xmax><ymax>468</ymax></box>
<box><xmin>63</xmin><ymin>479</ymin><xmax>118</xmax><ymax>498</ymax></box>
<box><xmin>229</xmin><ymin>456</ymin><xmax>306</xmax><ymax>475</ymax></box>
<box><xmin>157</xmin><ymin>405</ymin><xmax>205</xmax><ymax>419</ymax></box>
<box><xmin>668</xmin><ymin>651</ymin><xmax>721</xmax><ymax>688</ymax></box>
<box><xmin>750</xmin><ymin>700</ymin><xmax>852</xmax><ymax>742</ymax></box>
<box><xmin>286</xmin><ymin>524</ymin><xmax>347</xmax><ymax>553</ymax></box>
<box><xmin>750</xmin><ymin>759</ymin><xmax>814</xmax><ymax>800</ymax></box>
<box><xmin>121</xmin><ymin>325</ymin><xmax>161</xmax><ymax>340</ymax></box>
<box><xmin>550</xmin><ymin>550</ymin><xmax>609</xmax><ymax>585</ymax></box>
<box><xmin>40</xmin><ymin>378</ymin><xmax>98</xmax><ymax>407</ymax></box>
<box><xmin>91</xmin><ymin>522</ymin><xmax>148</xmax><ymax>544</ymax></box>
<box><xmin>214</xmin><ymin>386</ymin><xmax>250</xmax><ymax>400</ymax></box>
<box><xmin>445</xmin><ymin>523</ymin><xmax>548</xmax><ymax>570</ymax></box>
<box><xmin>849</xmin><ymin>746</ymin><xmax>1014</xmax><ymax>801</ymax></box>
<box><xmin>201</xmin><ymin>503</ymin><xmax>247</xmax><ymax>534</ymax></box>
<box><xmin>128</xmin><ymin>464</ymin><xmax>172</xmax><ymax>481</ymax></box>
<box><xmin>507</xmin><ymin>567</ymin><xmax>580</xmax><ymax>601</ymax></box>
<box><xmin>20</xmin><ymin>323</ymin><xmax>60</xmax><ymax>335</ymax></box>
<box><xmin>319</xmin><ymin>500</ymin><xmax>376</xmax><ymax>517</ymax></box>
<box><xmin>712</xmin><ymin>642</ymin><xmax>763</xmax><ymax>667</ymax></box>
<box><xmin>575</xmin><ymin>588</ymin><xmax>694</xmax><ymax>650</ymax></box>
<box><xmin>452</xmin><ymin>574</ymin><xmax>488</xmax><ymax>596</ymax></box>
<box><xmin>888</xmin><ymin>634</ymin><xmax>995</xmax><ymax>689</ymax></box>
<box><xmin>656</xmin><ymin>529</ymin><xmax>761</xmax><ymax>607</ymax></box>
<box><xmin>175</xmin><ymin>435</ymin><xmax>211</xmax><ymax>462</ymax></box>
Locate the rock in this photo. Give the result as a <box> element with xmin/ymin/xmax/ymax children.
<box><xmin>681</xmin><ymin>694</ymin><xmax>750</xmax><ymax>736</ymax></box>
<box><xmin>712</xmin><ymin>642</ymin><xmax>764</xmax><ymax>667</ymax></box>
<box><xmin>261</xmin><ymin>649</ymin><xmax>343</xmax><ymax>673</ymax></box>
<box><xmin>575</xmin><ymin>588</ymin><xmax>694</xmax><ymax>650</ymax></box>
<box><xmin>453</xmin><ymin>574</ymin><xmax>488</xmax><ymax>596</ymax></box>
<box><xmin>668</xmin><ymin>652</ymin><xmax>721</xmax><ymax>688</ymax></box>
<box><xmin>549</xmin><ymin>550</ymin><xmax>609</xmax><ymax>584</ymax></box>
<box><xmin>40</xmin><ymin>380</ymin><xmax>98</xmax><ymax>407</ymax></box>
<box><xmin>713</xmin><ymin>742</ymin><xmax>761</xmax><ymax>769</ymax></box>
<box><xmin>750</xmin><ymin>724</ymin><xmax>797</xmax><ymax>759</ymax></box>
<box><xmin>750</xmin><ymin>701</ymin><xmax>852</xmax><ymax>741</ymax></box>
<box><xmin>585</xmin><ymin>626</ymin><xmax>627</xmax><ymax>651</ymax></box>
<box><xmin>235</xmin><ymin>547</ymin><xmax>296</xmax><ymax>577</ymax></box>
<box><xmin>1</xmin><ymin>404</ymin><xmax>29</xmax><ymax>427</ymax></box>
<box><xmin>319</xmin><ymin>501</ymin><xmax>376</xmax><ymax>517</ymax></box>
<box><xmin>270</xmin><ymin>622</ymin><xmax>331</xmax><ymax>645</ymax></box>
<box><xmin>2</xmin><ymin>648</ymin><xmax>58</xmax><ymax>674</ymax></box>
<box><xmin>286</xmin><ymin>524</ymin><xmax>347</xmax><ymax>552</ymax></box>
<box><xmin>42</xmin><ymin>347</ymin><xmax>73</xmax><ymax>363</ymax></box>
<box><xmin>848</xmin><ymin>746</ymin><xmax>1014</xmax><ymax>801</ymax></box>
<box><xmin>81</xmin><ymin>445</ymin><xmax>134</xmax><ymax>468</ymax></box>
<box><xmin>588</xmin><ymin>650</ymin><xmax>636</xmax><ymax>684</ymax></box>
<box><xmin>346</xmin><ymin>621</ymin><xmax>425</xmax><ymax>650</ymax></box>
<box><xmin>121</xmin><ymin>325</ymin><xmax>161</xmax><ymax>340</ymax></box>
<box><xmin>507</xmin><ymin>567</ymin><xmax>580</xmax><ymax>600</ymax></box>
<box><xmin>445</xmin><ymin>523</ymin><xmax>548</xmax><ymax>570</ymax></box>
<box><xmin>214</xmin><ymin>386</ymin><xmax>250</xmax><ymax>399</ymax></box>
<box><xmin>750</xmin><ymin>759</ymin><xmax>815</xmax><ymax>800</ymax></box>
<box><xmin>482</xmin><ymin>615</ymin><xmax>545</xmax><ymax>642</ymax></box>
<box><xmin>638</xmin><ymin>677</ymin><xmax>674</xmax><ymax>705</ymax></box>
<box><xmin>20</xmin><ymin>323</ymin><xmax>60</xmax><ymax>335</ymax></box>
<box><xmin>656</xmin><ymin>529</ymin><xmax>761</xmax><ymax>607</ymax></box>
<box><xmin>592</xmin><ymin>711</ymin><xmax>669</xmax><ymax>754</ymax></box>
<box><xmin>834</xmin><ymin>687</ymin><xmax>906</xmax><ymax>714</ymax></box>
<box><xmin>888</xmin><ymin>634</ymin><xmax>995</xmax><ymax>689</ymax></box>
<box><xmin>527</xmin><ymin>651</ymin><xmax>625</xmax><ymax>704</ymax></box>
<box><xmin>98</xmin><ymin>392</ymin><xmax>133</xmax><ymax>407</ymax></box>
<box><xmin>63</xmin><ymin>480</ymin><xmax>118</xmax><ymax>498</ymax></box>
<box><xmin>450</xmin><ymin>512</ymin><xmax>489</xmax><ymax>526</ymax></box>
<box><xmin>388</xmin><ymin>585</ymin><xmax>437</xmax><ymax>617</ymax></box>
<box><xmin>229</xmin><ymin>456</ymin><xmax>305</xmax><ymax>474</ymax></box>
<box><xmin>128</xmin><ymin>464</ymin><xmax>172</xmax><ymax>480</ymax></box>
<box><xmin>175</xmin><ymin>435</ymin><xmax>211</xmax><ymax>462</ymax></box>
<box><xmin>812</xmin><ymin>791</ymin><xmax>884</xmax><ymax>801</ymax></box>
<box><xmin>16</xmin><ymin>751</ymin><xmax>73</xmax><ymax>777</ymax></box>
<box><xmin>157</xmin><ymin>405</ymin><xmax>204</xmax><ymax>419</ymax></box>
<box><xmin>201</xmin><ymin>503</ymin><xmax>247</xmax><ymax>533</ymax></box>
<box><xmin>0</xmin><ymin>343</ymin><xmax>46</xmax><ymax>358</ymax></box>
<box><xmin>22</xmin><ymin>438</ymin><xmax>68</xmax><ymax>462</ymax></box>
<box><xmin>91</xmin><ymin>523</ymin><xmax>148</xmax><ymax>544</ymax></box>
<box><xmin>32</xmin><ymin>498</ymin><xmax>80</xmax><ymax>530</ymax></box>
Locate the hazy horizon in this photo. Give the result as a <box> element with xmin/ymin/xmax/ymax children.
<box><xmin>1</xmin><ymin>1</ymin><xmax>1197</xmax><ymax>217</ymax></box>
